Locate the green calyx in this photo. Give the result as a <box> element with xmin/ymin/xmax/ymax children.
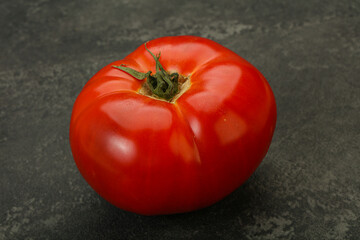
<box><xmin>112</xmin><ymin>43</ymin><xmax>179</xmax><ymax>101</ymax></box>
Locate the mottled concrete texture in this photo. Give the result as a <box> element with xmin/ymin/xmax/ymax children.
<box><xmin>1</xmin><ymin>0</ymin><xmax>359</xmax><ymax>239</ymax></box>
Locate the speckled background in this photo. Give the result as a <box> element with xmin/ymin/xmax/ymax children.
<box><xmin>1</xmin><ymin>0</ymin><xmax>359</xmax><ymax>239</ymax></box>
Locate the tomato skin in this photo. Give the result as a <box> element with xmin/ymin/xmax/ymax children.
<box><xmin>70</xmin><ymin>36</ymin><xmax>276</xmax><ymax>215</ymax></box>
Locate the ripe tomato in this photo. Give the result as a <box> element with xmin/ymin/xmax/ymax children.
<box><xmin>70</xmin><ymin>36</ymin><xmax>276</xmax><ymax>215</ymax></box>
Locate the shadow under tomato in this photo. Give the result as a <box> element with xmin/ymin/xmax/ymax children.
<box><xmin>59</xmin><ymin>172</ymin><xmax>276</xmax><ymax>239</ymax></box>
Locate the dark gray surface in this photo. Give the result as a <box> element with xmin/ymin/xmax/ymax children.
<box><xmin>1</xmin><ymin>0</ymin><xmax>359</xmax><ymax>239</ymax></box>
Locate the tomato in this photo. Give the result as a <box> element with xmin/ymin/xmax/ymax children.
<box><xmin>69</xmin><ymin>36</ymin><xmax>276</xmax><ymax>215</ymax></box>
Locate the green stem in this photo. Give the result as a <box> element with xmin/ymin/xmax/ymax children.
<box><xmin>112</xmin><ymin>43</ymin><xmax>179</xmax><ymax>100</ymax></box>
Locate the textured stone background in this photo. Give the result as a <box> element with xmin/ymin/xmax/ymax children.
<box><xmin>1</xmin><ymin>0</ymin><xmax>359</xmax><ymax>239</ymax></box>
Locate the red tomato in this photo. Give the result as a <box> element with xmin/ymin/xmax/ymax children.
<box><xmin>69</xmin><ymin>36</ymin><xmax>276</xmax><ymax>215</ymax></box>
